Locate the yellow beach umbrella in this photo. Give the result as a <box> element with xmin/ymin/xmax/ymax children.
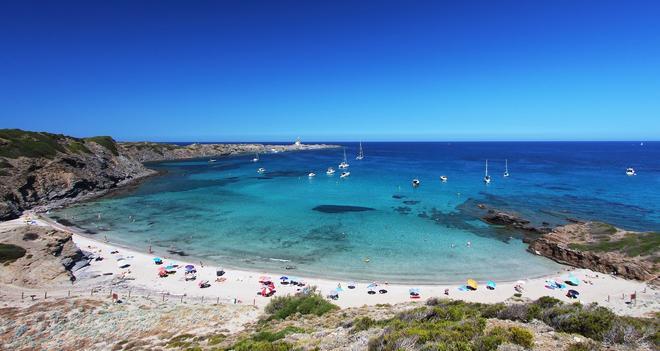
<box><xmin>467</xmin><ymin>279</ymin><xmax>478</xmax><ymax>290</ymax></box>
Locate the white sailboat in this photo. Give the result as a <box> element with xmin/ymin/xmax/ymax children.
<box><xmin>483</xmin><ymin>160</ymin><xmax>491</xmax><ymax>184</ymax></box>
<box><xmin>503</xmin><ymin>159</ymin><xmax>510</xmax><ymax>177</ymax></box>
<box><xmin>326</xmin><ymin>167</ymin><xmax>336</xmax><ymax>175</ymax></box>
<box><xmin>338</xmin><ymin>148</ymin><xmax>349</xmax><ymax>169</ymax></box>
<box><xmin>355</xmin><ymin>141</ymin><xmax>364</xmax><ymax>160</ymax></box>
<box><xmin>626</xmin><ymin>167</ymin><xmax>636</xmax><ymax>176</ymax></box>
<box><xmin>340</xmin><ymin>171</ymin><xmax>350</xmax><ymax>178</ymax></box>
<box><xmin>308</xmin><ymin>172</ymin><xmax>316</xmax><ymax>178</ymax></box>
<box><xmin>440</xmin><ymin>175</ymin><xmax>448</xmax><ymax>182</ymax></box>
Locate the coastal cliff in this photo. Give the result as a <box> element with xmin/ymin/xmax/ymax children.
<box><xmin>528</xmin><ymin>222</ymin><xmax>659</xmax><ymax>282</ymax></box>
<box><xmin>0</xmin><ymin>129</ymin><xmax>338</xmax><ymax>220</ymax></box>
<box><xmin>0</xmin><ymin>130</ymin><xmax>155</xmax><ymax>220</ymax></box>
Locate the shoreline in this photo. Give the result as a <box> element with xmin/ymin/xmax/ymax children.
<box><xmin>4</xmin><ymin>214</ymin><xmax>657</xmax><ymax>317</ymax></box>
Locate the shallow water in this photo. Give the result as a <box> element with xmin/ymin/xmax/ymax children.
<box><xmin>51</xmin><ymin>142</ymin><xmax>659</xmax><ymax>283</ymax></box>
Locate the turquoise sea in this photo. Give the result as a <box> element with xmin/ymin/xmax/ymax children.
<box><xmin>50</xmin><ymin>142</ymin><xmax>660</xmax><ymax>283</ymax></box>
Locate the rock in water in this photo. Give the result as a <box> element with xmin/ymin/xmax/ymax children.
<box><xmin>313</xmin><ymin>205</ymin><xmax>375</xmax><ymax>213</ymax></box>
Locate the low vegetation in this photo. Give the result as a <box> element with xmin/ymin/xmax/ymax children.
<box><xmin>0</xmin><ymin>129</ymin><xmax>120</xmax><ymax>158</ymax></box>
<box><xmin>569</xmin><ymin>231</ymin><xmax>660</xmax><ymax>257</ymax></box>
<box><xmin>83</xmin><ymin>136</ymin><xmax>119</xmax><ymax>155</ymax></box>
<box><xmin>0</xmin><ymin>243</ymin><xmax>27</xmax><ymax>263</ymax></box>
<box><xmin>346</xmin><ymin>297</ymin><xmax>657</xmax><ymax>350</ymax></box>
<box><xmin>263</xmin><ymin>290</ymin><xmax>339</xmax><ymax>321</ymax></box>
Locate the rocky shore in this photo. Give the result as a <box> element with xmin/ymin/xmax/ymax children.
<box><xmin>528</xmin><ymin>222</ymin><xmax>658</xmax><ymax>283</ymax></box>
<box><xmin>0</xmin><ymin>224</ymin><xmax>83</xmax><ymax>287</ymax></box>
<box><xmin>0</xmin><ymin>129</ymin><xmax>338</xmax><ymax>220</ymax></box>
<box><xmin>474</xmin><ymin>203</ymin><xmax>658</xmax><ymax>283</ymax></box>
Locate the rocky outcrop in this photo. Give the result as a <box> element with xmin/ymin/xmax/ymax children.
<box><xmin>118</xmin><ymin>141</ymin><xmax>339</xmax><ymax>162</ymax></box>
<box><xmin>0</xmin><ymin>225</ymin><xmax>84</xmax><ymax>287</ymax></box>
<box><xmin>528</xmin><ymin>223</ymin><xmax>658</xmax><ymax>281</ymax></box>
<box><xmin>0</xmin><ymin>131</ymin><xmax>156</xmax><ymax>220</ymax></box>
<box><xmin>0</xmin><ymin>129</ymin><xmax>338</xmax><ymax>220</ymax></box>
<box><xmin>482</xmin><ymin>209</ymin><xmax>553</xmax><ymax>235</ymax></box>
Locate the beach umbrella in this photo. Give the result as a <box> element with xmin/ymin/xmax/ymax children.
<box><xmin>367</xmin><ymin>282</ymin><xmax>378</xmax><ymax>289</ymax></box>
<box><xmin>279</xmin><ymin>276</ymin><xmax>289</xmax><ymax>281</ymax></box>
<box><xmin>152</xmin><ymin>257</ymin><xmax>163</xmax><ymax>263</ymax></box>
<box><xmin>165</xmin><ymin>265</ymin><xmax>175</xmax><ymax>271</ymax></box>
<box><xmin>486</xmin><ymin>281</ymin><xmax>496</xmax><ymax>289</ymax></box>
<box><xmin>409</xmin><ymin>288</ymin><xmax>420</xmax><ymax>294</ymax></box>
<box><xmin>185</xmin><ymin>264</ymin><xmax>195</xmax><ymax>270</ymax></box>
<box><xmin>466</xmin><ymin>279</ymin><xmax>478</xmax><ymax>290</ymax></box>
<box><xmin>347</xmin><ymin>281</ymin><xmax>356</xmax><ymax>288</ymax></box>
<box><xmin>569</xmin><ymin>276</ymin><xmax>580</xmax><ymax>286</ymax></box>
<box><xmin>516</xmin><ymin>280</ymin><xmax>526</xmax><ymax>285</ymax></box>
<box><xmin>259</xmin><ymin>275</ymin><xmax>272</xmax><ymax>282</ymax></box>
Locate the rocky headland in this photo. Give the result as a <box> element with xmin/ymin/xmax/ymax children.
<box><xmin>0</xmin><ymin>129</ymin><xmax>338</xmax><ymax>220</ymax></box>
<box><xmin>474</xmin><ymin>203</ymin><xmax>658</xmax><ymax>283</ymax></box>
<box><xmin>0</xmin><ymin>225</ymin><xmax>84</xmax><ymax>287</ymax></box>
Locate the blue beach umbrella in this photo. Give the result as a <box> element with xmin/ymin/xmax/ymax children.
<box><xmin>486</xmin><ymin>281</ymin><xmax>496</xmax><ymax>290</ymax></box>
<box><xmin>279</xmin><ymin>276</ymin><xmax>289</xmax><ymax>281</ymax></box>
<box><xmin>367</xmin><ymin>282</ymin><xmax>378</xmax><ymax>289</ymax></box>
<box><xmin>152</xmin><ymin>257</ymin><xmax>163</xmax><ymax>263</ymax></box>
<box><xmin>185</xmin><ymin>264</ymin><xmax>195</xmax><ymax>271</ymax></box>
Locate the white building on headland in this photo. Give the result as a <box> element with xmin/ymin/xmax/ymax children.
<box><xmin>294</xmin><ymin>137</ymin><xmax>302</xmax><ymax>146</ymax></box>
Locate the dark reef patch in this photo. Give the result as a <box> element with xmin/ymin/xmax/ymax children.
<box><xmin>313</xmin><ymin>205</ymin><xmax>375</xmax><ymax>213</ymax></box>
<box><xmin>394</xmin><ymin>206</ymin><xmax>412</xmax><ymax>215</ymax></box>
<box><xmin>403</xmin><ymin>200</ymin><xmax>420</xmax><ymax>205</ymax></box>
<box><xmin>392</xmin><ymin>195</ymin><xmax>406</xmax><ymax>199</ymax></box>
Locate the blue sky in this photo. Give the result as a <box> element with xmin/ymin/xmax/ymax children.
<box><xmin>1</xmin><ymin>1</ymin><xmax>659</xmax><ymax>141</ymax></box>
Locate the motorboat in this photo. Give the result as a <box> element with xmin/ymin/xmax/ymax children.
<box><xmin>626</xmin><ymin>167</ymin><xmax>636</xmax><ymax>176</ymax></box>
<box><xmin>326</xmin><ymin>167</ymin><xmax>336</xmax><ymax>175</ymax></box>
<box><xmin>340</xmin><ymin>171</ymin><xmax>350</xmax><ymax>178</ymax></box>
<box><xmin>257</xmin><ymin>167</ymin><xmax>266</xmax><ymax>174</ymax></box>
<box><xmin>503</xmin><ymin>159</ymin><xmax>510</xmax><ymax>177</ymax></box>
<box><xmin>440</xmin><ymin>175</ymin><xmax>448</xmax><ymax>182</ymax></box>
<box><xmin>308</xmin><ymin>172</ymin><xmax>316</xmax><ymax>177</ymax></box>
<box><xmin>208</xmin><ymin>159</ymin><xmax>217</xmax><ymax>163</ymax></box>
<box><xmin>412</xmin><ymin>179</ymin><xmax>420</xmax><ymax>187</ymax></box>
<box><xmin>252</xmin><ymin>153</ymin><xmax>259</xmax><ymax>162</ymax></box>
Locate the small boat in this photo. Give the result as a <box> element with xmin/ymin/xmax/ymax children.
<box><xmin>252</xmin><ymin>152</ymin><xmax>259</xmax><ymax>162</ymax></box>
<box><xmin>340</xmin><ymin>171</ymin><xmax>350</xmax><ymax>178</ymax></box>
<box><xmin>208</xmin><ymin>159</ymin><xmax>217</xmax><ymax>163</ymax></box>
<box><xmin>626</xmin><ymin>167</ymin><xmax>636</xmax><ymax>176</ymax></box>
<box><xmin>338</xmin><ymin>148</ymin><xmax>349</xmax><ymax>169</ymax></box>
<box><xmin>503</xmin><ymin>159</ymin><xmax>510</xmax><ymax>177</ymax></box>
<box><xmin>257</xmin><ymin>167</ymin><xmax>266</xmax><ymax>174</ymax></box>
<box><xmin>483</xmin><ymin>160</ymin><xmax>491</xmax><ymax>184</ymax></box>
<box><xmin>412</xmin><ymin>179</ymin><xmax>420</xmax><ymax>188</ymax></box>
<box><xmin>326</xmin><ymin>167</ymin><xmax>336</xmax><ymax>175</ymax></box>
<box><xmin>308</xmin><ymin>172</ymin><xmax>316</xmax><ymax>177</ymax></box>
<box><xmin>355</xmin><ymin>141</ymin><xmax>364</xmax><ymax>160</ymax></box>
<box><xmin>440</xmin><ymin>175</ymin><xmax>448</xmax><ymax>182</ymax></box>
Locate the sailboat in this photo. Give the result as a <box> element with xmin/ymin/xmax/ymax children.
<box><xmin>355</xmin><ymin>141</ymin><xmax>364</xmax><ymax>160</ymax></box>
<box><xmin>338</xmin><ymin>148</ymin><xmax>349</xmax><ymax>169</ymax></box>
<box><xmin>252</xmin><ymin>152</ymin><xmax>259</xmax><ymax>162</ymax></box>
<box><xmin>483</xmin><ymin>160</ymin><xmax>491</xmax><ymax>184</ymax></box>
<box><xmin>503</xmin><ymin>159</ymin><xmax>510</xmax><ymax>177</ymax></box>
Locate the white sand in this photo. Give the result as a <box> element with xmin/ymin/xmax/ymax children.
<box><xmin>3</xmin><ymin>214</ymin><xmax>658</xmax><ymax>317</ymax></box>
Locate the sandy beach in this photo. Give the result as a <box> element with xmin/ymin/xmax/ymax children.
<box><xmin>1</xmin><ymin>214</ymin><xmax>657</xmax><ymax>318</ymax></box>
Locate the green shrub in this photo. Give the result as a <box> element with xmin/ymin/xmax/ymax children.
<box><xmin>264</xmin><ymin>292</ymin><xmax>338</xmax><ymax>320</ymax></box>
<box><xmin>508</xmin><ymin>326</ymin><xmax>534</xmax><ymax>348</ymax></box>
<box><xmin>228</xmin><ymin>339</ymin><xmax>293</xmax><ymax>351</ymax></box>
<box><xmin>84</xmin><ymin>136</ymin><xmax>119</xmax><ymax>155</ymax></box>
<box><xmin>542</xmin><ymin>304</ymin><xmax>614</xmax><ymax>341</ymax></box>
<box><xmin>352</xmin><ymin>316</ymin><xmax>377</xmax><ymax>333</ymax></box>
<box><xmin>252</xmin><ymin>326</ymin><xmax>305</xmax><ymax>342</ymax></box>
<box><xmin>0</xmin><ymin>129</ymin><xmax>68</xmax><ymax>158</ymax></box>
<box><xmin>566</xmin><ymin>340</ymin><xmax>601</xmax><ymax>351</ymax></box>
<box><xmin>0</xmin><ymin>243</ymin><xmax>27</xmax><ymax>263</ymax></box>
